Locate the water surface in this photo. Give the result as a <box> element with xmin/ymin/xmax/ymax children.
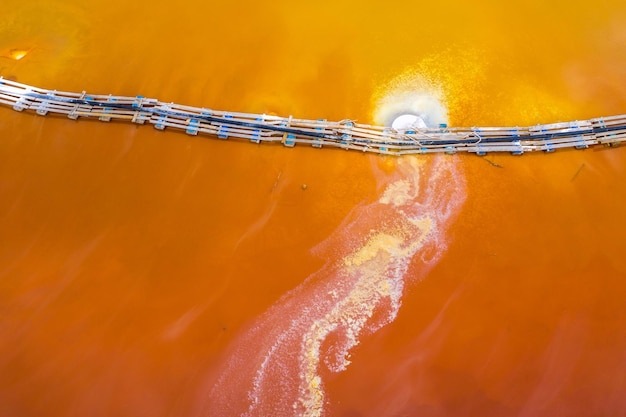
<box><xmin>1</xmin><ymin>1</ymin><xmax>626</xmax><ymax>416</ymax></box>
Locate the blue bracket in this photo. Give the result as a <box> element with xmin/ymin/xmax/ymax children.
<box><xmin>536</xmin><ymin>127</ymin><xmax>553</xmax><ymax>152</ymax></box>
<box><xmin>281</xmin><ymin>116</ymin><xmax>295</xmax><ymax>146</ymax></box>
<box><xmin>36</xmin><ymin>91</ymin><xmax>57</xmax><ymax>116</ymax></box>
<box><xmin>595</xmin><ymin>118</ymin><xmax>617</xmax><ymax>144</ymax></box>
<box><xmin>12</xmin><ymin>96</ymin><xmax>29</xmax><ymax>111</ymax></box>
<box><xmin>341</xmin><ymin>121</ymin><xmax>354</xmax><ymax>147</ymax></box>
<box><xmin>544</xmin><ymin>137</ymin><xmax>555</xmax><ymax>152</ymax></box>
<box><xmin>378</xmin><ymin>126</ymin><xmax>393</xmax><ymax>152</ymax></box>
<box><xmin>36</xmin><ymin>98</ymin><xmax>51</xmax><ymax>116</ymax></box>
<box><xmin>218</xmin><ymin>114</ymin><xmax>232</xmax><ymax>139</ymax></box>
<box><xmin>511</xmin><ymin>140</ymin><xmax>523</xmax><ymax>155</ymax></box>
<box><xmin>575</xmin><ymin>135</ymin><xmax>588</xmax><ymax>149</ymax></box>
<box><xmin>132</xmin><ymin>95</ymin><xmax>143</xmax><ymax>108</ymax></box>
<box><xmin>130</xmin><ymin>96</ymin><xmax>148</xmax><ymax>124</ymax></box>
<box><xmin>251</xmin><ymin>116</ymin><xmax>262</xmax><ymax>143</ymax></box>
<box><xmin>284</xmin><ymin>134</ymin><xmax>296</xmax><ymax>147</ymax></box>
<box><xmin>99</xmin><ymin>96</ymin><xmax>116</xmax><ymax>122</ymax></box>
<box><xmin>474</xmin><ymin>129</ymin><xmax>486</xmax><ymax>155</ymax></box>
<box><xmin>154</xmin><ymin>116</ymin><xmax>167</xmax><ymax>130</ymax></box>
<box><xmin>154</xmin><ymin>106</ymin><xmax>169</xmax><ymax>130</ymax></box>
<box><xmin>186</xmin><ymin>118</ymin><xmax>200</xmax><ymax>135</ymax></box>
<box><xmin>313</xmin><ymin>119</ymin><xmax>324</xmax><ymax>148</ymax></box>
<box><xmin>67</xmin><ymin>91</ymin><xmax>89</xmax><ymax>119</ymax></box>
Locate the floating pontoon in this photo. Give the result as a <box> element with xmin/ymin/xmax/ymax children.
<box><xmin>1</xmin><ymin>77</ymin><xmax>624</xmax><ymax>155</ymax></box>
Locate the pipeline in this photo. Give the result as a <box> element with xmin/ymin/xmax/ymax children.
<box><xmin>1</xmin><ymin>77</ymin><xmax>625</xmax><ymax>155</ymax></box>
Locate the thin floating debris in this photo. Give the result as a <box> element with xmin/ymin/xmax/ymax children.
<box><xmin>483</xmin><ymin>158</ymin><xmax>504</xmax><ymax>168</ymax></box>
<box><xmin>571</xmin><ymin>163</ymin><xmax>585</xmax><ymax>182</ymax></box>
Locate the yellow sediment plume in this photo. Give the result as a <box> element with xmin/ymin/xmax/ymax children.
<box><xmin>379</xmin><ymin>180</ymin><xmax>415</xmax><ymax>207</ymax></box>
<box><xmin>343</xmin><ymin>233</ymin><xmax>403</xmax><ymax>268</ymax></box>
<box><xmin>297</xmin><ymin>164</ymin><xmax>438</xmax><ymax>416</ymax></box>
<box><xmin>214</xmin><ymin>156</ymin><xmax>463</xmax><ymax>417</ymax></box>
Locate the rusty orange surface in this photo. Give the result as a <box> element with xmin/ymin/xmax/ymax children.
<box><xmin>1</xmin><ymin>1</ymin><xmax>626</xmax><ymax>416</ymax></box>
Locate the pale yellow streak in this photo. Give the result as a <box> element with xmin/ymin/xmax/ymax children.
<box><xmin>297</xmin><ymin>166</ymin><xmax>436</xmax><ymax>416</ymax></box>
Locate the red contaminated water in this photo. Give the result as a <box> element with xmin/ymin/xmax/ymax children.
<box><xmin>1</xmin><ymin>1</ymin><xmax>626</xmax><ymax>416</ymax></box>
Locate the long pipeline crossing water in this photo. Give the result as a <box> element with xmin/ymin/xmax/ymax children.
<box><xmin>1</xmin><ymin>77</ymin><xmax>625</xmax><ymax>155</ymax></box>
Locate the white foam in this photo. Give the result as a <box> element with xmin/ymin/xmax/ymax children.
<box><xmin>204</xmin><ymin>155</ymin><xmax>466</xmax><ymax>417</ymax></box>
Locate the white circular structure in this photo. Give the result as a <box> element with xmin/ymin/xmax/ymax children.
<box><xmin>392</xmin><ymin>114</ymin><xmax>427</xmax><ymax>130</ymax></box>
<box><xmin>374</xmin><ymin>89</ymin><xmax>448</xmax><ymax>129</ymax></box>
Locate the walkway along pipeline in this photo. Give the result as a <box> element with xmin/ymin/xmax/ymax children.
<box><xmin>2</xmin><ymin>77</ymin><xmax>626</xmax><ymax>155</ymax></box>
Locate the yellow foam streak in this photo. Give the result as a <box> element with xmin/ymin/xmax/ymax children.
<box><xmin>296</xmin><ymin>163</ymin><xmax>437</xmax><ymax>416</ymax></box>
<box><xmin>207</xmin><ymin>155</ymin><xmax>466</xmax><ymax>417</ymax></box>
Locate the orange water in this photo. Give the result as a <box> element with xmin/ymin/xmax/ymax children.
<box><xmin>1</xmin><ymin>1</ymin><xmax>626</xmax><ymax>416</ymax></box>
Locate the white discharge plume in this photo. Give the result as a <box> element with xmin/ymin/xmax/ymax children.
<box><xmin>203</xmin><ymin>154</ymin><xmax>467</xmax><ymax>417</ymax></box>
